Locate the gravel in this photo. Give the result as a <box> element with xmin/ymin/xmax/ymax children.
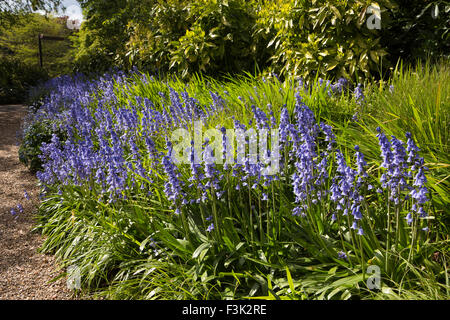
<box><xmin>0</xmin><ymin>105</ymin><xmax>74</xmax><ymax>300</ymax></box>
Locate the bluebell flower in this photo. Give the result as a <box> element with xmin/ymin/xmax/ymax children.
<box><xmin>354</xmin><ymin>145</ymin><xmax>368</xmax><ymax>178</ymax></box>
<box><xmin>17</xmin><ymin>204</ymin><xmax>24</xmax><ymax>214</ymax></box>
<box><xmin>320</xmin><ymin>122</ymin><xmax>335</xmax><ymax>151</ymax></box>
<box><xmin>405</xmin><ymin>213</ymin><xmax>413</xmax><ymax>225</ymax></box>
<box><xmin>338</xmin><ymin>251</ymin><xmax>348</xmax><ymax>260</ymax></box>
<box><xmin>410</xmin><ymin>187</ymin><xmax>428</xmax><ymax>205</ymax></box>
<box><xmin>162</xmin><ymin>141</ymin><xmax>185</xmax><ymax>205</ymax></box>
<box><xmin>351</xmin><ymin>205</ymin><xmax>363</xmax><ymax>220</ymax></box>
<box><xmin>376</xmin><ymin>128</ymin><xmax>393</xmax><ymax>174</ymax></box>
<box><xmin>418</xmin><ymin>206</ymin><xmax>427</xmax><ymax>218</ymax></box>
<box><xmin>405</xmin><ymin>132</ymin><xmax>423</xmax><ymax>169</ymax></box>
<box><xmin>413</xmin><ymin>168</ymin><xmax>427</xmax><ymax>187</ymax></box>
<box><xmin>354</xmin><ymin>83</ymin><xmax>365</xmax><ymax>103</ymax></box>
<box><xmin>292</xmin><ymin>206</ymin><xmax>303</xmax><ymax>216</ymax></box>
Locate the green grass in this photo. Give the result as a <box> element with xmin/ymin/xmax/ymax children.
<box><xmin>333</xmin><ymin>59</ymin><xmax>450</xmax><ymax>236</ymax></box>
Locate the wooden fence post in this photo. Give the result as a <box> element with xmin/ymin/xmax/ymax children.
<box><xmin>37</xmin><ymin>34</ymin><xmax>66</xmax><ymax>69</ymax></box>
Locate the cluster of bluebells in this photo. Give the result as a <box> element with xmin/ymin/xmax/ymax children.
<box><xmin>317</xmin><ymin>77</ymin><xmax>349</xmax><ymax>97</ymax></box>
<box><xmin>274</xmin><ymin>92</ymin><xmax>368</xmax><ymax>235</ymax></box>
<box><xmin>376</xmin><ymin>128</ymin><xmax>429</xmax><ymax>224</ymax></box>
<box><xmin>27</xmin><ymin>71</ymin><xmax>431</xmax><ymax>241</ymax></box>
<box><xmin>29</xmin><ymin>71</ymin><xmax>226</xmax><ymax>203</ymax></box>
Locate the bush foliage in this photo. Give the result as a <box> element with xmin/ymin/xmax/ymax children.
<box><xmin>73</xmin><ymin>0</ymin><xmax>449</xmax><ymax>81</ymax></box>
<box><xmin>0</xmin><ymin>13</ymin><xmax>76</xmax><ymax>103</ymax></box>
<box><xmin>0</xmin><ymin>58</ymin><xmax>48</xmax><ymax>104</ymax></box>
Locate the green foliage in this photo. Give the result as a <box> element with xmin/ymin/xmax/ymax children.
<box><xmin>0</xmin><ymin>0</ymin><xmax>62</xmax><ymax>28</ymax></box>
<box><xmin>333</xmin><ymin>59</ymin><xmax>450</xmax><ymax>235</ymax></box>
<box><xmin>124</xmin><ymin>0</ymin><xmax>266</xmax><ymax>79</ymax></box>
<box><xmin>19</xmin><ymin>117</ymin><xmax>65</xmax><ymax>172</ymax></box>
<box><xmin>259</xmin><ymin>0</ymin><xmax>395</xmax><ymax>82</ymax></box>
<box><xmin>381</xmin><ymin>0</ymin><xmax>450</xmax><ymax>64</ymax></box>
<box><xmin>0</xmin><ymin>57</ymin><xmax>48</xmax><ymax>104</ymax></box>
<box><xmin>168</xmin><ymin>0</ymin><xmax>262</xmax><ymax>78</ymax></box>
<box><xmin>0</xmin><ymin>13</ymin><xmax>75</xmax><ymax>103</ymax></box>
<box><xmin>74</xmin><ymin>0</ymin><xmax>134</xmax><ymax>74</ymax></box>
<box><xmin>73</xmin><ymin>0</ymin><xmax>449</xmax><ymax>82</ymax></box>
<box><xmin>125</xmin><ymin>0</ymin><xmax>190</xmax><ymax>75</ymax></box>
<box><xmin>0</xmin><ymin>13</ymin><xmax>75</xmax><ymax>76</ymax></box>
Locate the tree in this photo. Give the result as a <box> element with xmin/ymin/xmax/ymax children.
<box><xmin>0</xmin><ymin>0</ymin><xmax>63</xmax><ymax>27</ymax></box>
<box><xmin>73</xmin><ymin>0</ymin><xmax>137</xmax><ymax>73</ymax></box>
<box><xmin>0</xmin><ymin>13</ymin><xmax>75</xmax><ymax>76</ymax></box>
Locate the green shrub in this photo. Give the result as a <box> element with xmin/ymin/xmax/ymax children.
<box><xmin>19</xmin><ymin>118</ymin><xmax>65</xmax><ymax>172</ymax></box>
<box><xmin>382</xmin><ymin>0</ymin><xmax>450</xmax><ymax>64</ymax></box>
<box><xmin>0</xmin><ymin>57</ymin><xmax>48</xmax><ymax>104</ymax></box>
<box><xmin>74</xmin><ymin>0</ymin><xmax>449</xmax><ymax>83</ymax></box>
<box><xmin>169</xmin><ymin>0</ymin><xmax>262</xmax><ymax>78</ymax></box>
<box><xmin>125</xmin><ymin>0</ymin><xmax>191</xmax><ymax>75</ymax></box>
<box><xmin>125</xmin><ymin>0</ymin><xmax>266</xmax><ymax>79</ymax></box>
<box><xmin>258</xmin><ymin>0</ymin><xmax>396</xmax><ymax>82</ymax></box>
<box><xmin>73</xmin><ymin>0</ymin><xmax>132</xmax><ymax>74</ymax></box>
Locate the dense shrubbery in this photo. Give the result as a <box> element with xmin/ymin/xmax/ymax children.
<box><xmin>381</xmin><ymin>0</ymin><xmax>450</xmax><ymax>63</ymax></box>
<box><xmin>0</xmin><ymin>57</ymin><xmax>48</xmax><ymax>104</ymax></box>
<box><xmin>257</xmin><ymin>0</ymin><xmax>394</xmax><ymax>81</ymax></box>
<box><xmin>20</xmin><ymin>62</ymin><xmax>449</xmax><ymax>299</ymax></box>
<box><xmin>76</xmin><ymin>0</ymin><xmax>268</xmax><ymax>77</ymax></box>
<box><xmin>0</xmin><ymin>12</ymin><xmax>76</xmax><ymax>103</ymax></box>
<box><xmin>74</xmin><ymin>0</ymin><xmax>449</xmax><ymax>81</ymax></box>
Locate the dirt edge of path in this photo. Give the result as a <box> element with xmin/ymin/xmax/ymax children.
<box><xmin>0</xmin><ymin>104</ymin><xmax>76</xmax><ymax>300</ymax></box>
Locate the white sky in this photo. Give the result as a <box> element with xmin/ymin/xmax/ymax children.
<box><xmin>59</xmin><ymin>0</ymin><xmax>83</xmax><ymax>20</ymax></box>
<box><xmin>35</xmin><ymin>0</ymin><xmax>83</xmax><ymax>21</ymax></box>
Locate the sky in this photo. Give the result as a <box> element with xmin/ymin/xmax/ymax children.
<box><xmin>59</xmin><ymin>0</ymin><xmax>83</xmax><ymax>20</ymax></box>
<box><xmin>34</xmin><ymin>0</ymin><xmax>83</xmax><ymax>21</ymax></box>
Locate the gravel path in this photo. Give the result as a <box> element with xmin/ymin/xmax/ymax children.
<box><xmin>0</xmin><ymin>104</ymin><xmax>73</xmax><ymax>300</ymax></box>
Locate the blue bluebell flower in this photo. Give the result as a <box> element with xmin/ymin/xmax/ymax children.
<box><xmin>206</xmin><ymin>223</ymin><xmax>214</xmax><ymax>233</ymax></box>
<box><xmin>338</xmin><ymin>251</ymin><xmax>348</xmax><ymax>260</ymax></box>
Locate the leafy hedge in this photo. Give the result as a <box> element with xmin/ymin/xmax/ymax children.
<box><xmin>74</xmin><ymin>0</ymin><xmax>449</xmax><ymax>81</ymax></box>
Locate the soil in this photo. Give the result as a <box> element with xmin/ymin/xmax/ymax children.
<box><xmin>0</xmin><ymin>104</ymin><xmax>74</xmax><ymax>300</ymax></box>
